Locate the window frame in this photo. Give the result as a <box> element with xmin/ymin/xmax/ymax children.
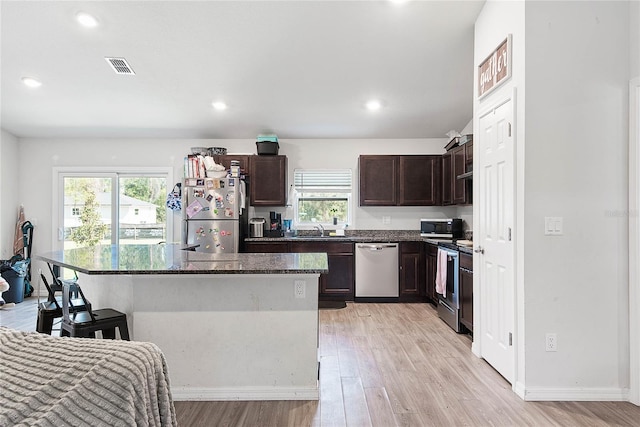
<box><xmin>292</xmin><ymin>168</ymin><xmax>353</xmax><ymax>228</ymax></box>
<box><xmin>52</xmin><ymin>167</ymin><xmax>174</xmax><ymax>251</ymax></box>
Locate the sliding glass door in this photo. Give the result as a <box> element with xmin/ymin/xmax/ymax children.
<box><xmin>60</xmin><ymin>171</ymin><xmax>169</xmax><ymax>250</ymax></box>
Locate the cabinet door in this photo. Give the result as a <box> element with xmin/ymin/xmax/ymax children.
<box><xmin>459</xmin><ymin>268</ymin><xmax>473</xmax><ymax>332</ymax></box>
<box><xmin>465</xmin><ymin>141</ymin><xmax>473</xmax><ymax>163</ymax></box>
<box><xmin>400</xmin><ymin>252</ymin><xmax>421</xmax><ymax>296</ymax></box>
<box><xmin>290</xmin><ymin>241</ymin><xmax>354</xmax><ymax>300</ymax></box>
<box><xmin>321</xmin><ymin>253</ymin><xmax>354</xmax><ymax>297</ymax></box>
<box><xmin>359</xmin><ymin>155</ymin><xmax>398</xmax><ymax>206</ymax></box>
<box><xmin>425</xmin><ymin>244</ymin><xmax>438</xmax><ymax>303</ymax></box>
<box><xmin>398</xmin><ymin>155</ymin><xmax>441</xmax><ymax>206</ymax></box>
<box><xmin>215</xmin><ymin>155</ymin><xmax>251</xmax><ymax>174</ymax></box>
<box><xmin>250</xmin><ymin>155</ymin><xmax>287</xmax><ymax>206</ymax></box>
<box><xmin>244</xmin><ymin>241</ymin><xmax>289</xmax><ymax>253</ymax></box>
<box><xmin>441</xmin><ymin>153</ymin><xmax>453</xmax><ymax>205</ymax></box>
<box><xmin>399</xmin><ymin>242</ymin><xmax>424</xmax><ymax>298</ymax></box>
<box><xmin>453</xmin><ymin>145</ymin><xmax>467</xmax><ymax>204</ymax></box>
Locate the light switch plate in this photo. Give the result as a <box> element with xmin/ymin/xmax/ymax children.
<box><xmin>544</xmin><ymin>217</ymin><xmax>563</xmax><ymax>235</ymax></box>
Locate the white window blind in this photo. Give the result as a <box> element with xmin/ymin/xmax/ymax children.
<box><xmin>293</xmin><ymin>169</ymin><xmax>352</xmax><ymax>191</ymax></box>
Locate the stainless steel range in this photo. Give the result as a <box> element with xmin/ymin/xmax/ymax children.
<box><xmin>436</xmin><ymin>242</ymin><xmax>462</xmax><ymax>332</ymax></box>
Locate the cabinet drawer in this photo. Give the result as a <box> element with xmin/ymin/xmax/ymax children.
<box><xmin>245</xmin><ymin>242</ymin><xmax>289</xmax><ymax>253</ymax></box>
<box><xmin>290</xmin><ymin>241</ymin><xmax>353</xmax><ymax>254</ymax></box>
<box><xmin>400</xmin><ymin>241</ymin><xmax>422</xmax><ymax>253</ymax></box>
<box><xmin>460</xmin><ymin>252</ymin><xmax>473</xmax><ymax>271</ymax></box>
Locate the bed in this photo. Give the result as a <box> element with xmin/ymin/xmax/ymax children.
<box><xmin>0</xmin><ymin>327</ymin><xmax>177</xmax><ymax>426</ymax></box>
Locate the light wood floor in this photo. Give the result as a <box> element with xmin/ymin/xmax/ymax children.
<box><xmin>3</xmin><ymin>297</ymin><xmax>640</xmax><ymax>426</ymax></box>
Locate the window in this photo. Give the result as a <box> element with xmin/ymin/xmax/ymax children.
<box><xmin>57</xmin><ymin>169</ymin><xmax>172</xmax><ymax>250</ymax></box>
<box><xmin>293</xmin><ymin>169</ymin><xmax>352</xmax><ymax>227</ymax></box>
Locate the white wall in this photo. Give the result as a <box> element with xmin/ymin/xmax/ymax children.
<box><xmin>631</xmin><ymin>0</ymin><xmax>640</xmax><ymax>79</ymax></box>
<box><xmin>524</xmin><ymin>0</ymin><xmax>630</xmax><ymax>397</ymax></box>
<box><xmin>475</xmin><ymin>0</ymin><xmax>631</xmax><ymax>401</ymax></box>
<box><xmin>0</xmin><ymin>129</ymin><xmax>20</xmax><ymax>260</ymax></box>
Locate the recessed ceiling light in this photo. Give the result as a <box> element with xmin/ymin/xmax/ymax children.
<box><xmin>76</xmin><ymin>11</ymin><xmax>99</xmax><ymax>28</ymax></box>
<box><xmin>389</xmin><ymin>0</ymin><xmax>410</xmax><ymax>5</ymax></box>
<box><xmin>212</xmin><ymin>101</ymin><xmax>228</xmax><ymax>111</ymax></box>
<box><xmin>21</xmin><ymin>77</ymin><xmax>42</xmax><ymax>88</ymax></box>
<box><xmin>365</xmin><ymin>99</ymin><xmax>382</xmax><ymax>111</ymax></box>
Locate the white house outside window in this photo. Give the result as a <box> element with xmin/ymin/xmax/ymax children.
<box><xmin>293</xmin><ymin>169</ymin><xmax>352</xmax><ymax>227</ymax></box>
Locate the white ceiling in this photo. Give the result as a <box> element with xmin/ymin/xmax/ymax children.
<box><xmin>0</xmin><ymin>1</ymin><xmax>484</xmax><ymax>140</ymax></box>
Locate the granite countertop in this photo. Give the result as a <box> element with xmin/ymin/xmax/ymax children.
<box><xmin>247</xmin><ymin>230</ymin><xmax>475</xmax><ymax>254</ymax></box>
<box><xmin>36</xmin><ymin>244</ymin><xmax>328</xmax><ymax>275</ymax></box>
<box><xmin>247</xmin><ymin>230</ymin><xmax>427</xmax><ymax>243</ymax></box>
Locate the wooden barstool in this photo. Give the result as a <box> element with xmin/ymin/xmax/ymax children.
<box><xmin>60</xmin><ymin>281</ymin><xmax>130</xmax><ymax>340</ymax></box>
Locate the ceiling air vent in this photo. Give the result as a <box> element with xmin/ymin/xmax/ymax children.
<box><xmin>104</xmin><ymin>57</ymin><xmax>135</xmax><ymax>75</ymax></box>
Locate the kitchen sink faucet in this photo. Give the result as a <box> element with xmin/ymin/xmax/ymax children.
<box><xmin>314</xmin><ymin>224</ymin><xmax>325</xmax><ymax>237</ymax></box>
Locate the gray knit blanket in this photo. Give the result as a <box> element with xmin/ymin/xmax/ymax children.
<box><xmin>0</xmin><ymin>327</ymin><xmax>177</xmax><ymax>427</ymax></box>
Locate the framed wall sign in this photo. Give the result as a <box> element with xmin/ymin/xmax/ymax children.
<box><xmin>478</xmin><ymin>34</ymin><xmax>512</xmax><ymax>99</ymax></box>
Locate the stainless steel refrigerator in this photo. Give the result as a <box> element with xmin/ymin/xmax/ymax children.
<box><xmin>182</xmin><ymin>177</ymin><xmax>244</xmax><ymax>253</ymax></box>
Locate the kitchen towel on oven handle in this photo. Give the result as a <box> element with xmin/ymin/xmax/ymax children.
<box><xmin>435</xmin><ymin>248</ymin><xmax>448</xmax><ymax>297</ymax></box>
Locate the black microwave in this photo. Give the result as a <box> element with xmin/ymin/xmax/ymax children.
<box><xmin>420</xmin><ymin>218</ymin><xmax>463</xmax><ymax>238</ymax></box>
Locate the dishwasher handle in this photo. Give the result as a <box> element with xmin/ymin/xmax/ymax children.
<box><xmin>357</xmin><ymin>243</ymin><xmax>398</xmax><ymax>251</ymax></box>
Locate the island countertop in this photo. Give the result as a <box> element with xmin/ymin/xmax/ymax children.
<box><xmin>36</xmin><ymin>243</ymin><xmax>328</xmax><ymax>275</ymax></box>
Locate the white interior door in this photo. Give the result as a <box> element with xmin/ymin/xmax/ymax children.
<box><xmin>477</xmin><ymin>97</ymin><xmax>515</xmax><ymax>383</ymax></box>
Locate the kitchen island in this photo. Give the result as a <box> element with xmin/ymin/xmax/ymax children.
<box><xmin>36</xmin><ymin>244</ymin><xmax>328</xmax><ymax>401</ymax></box>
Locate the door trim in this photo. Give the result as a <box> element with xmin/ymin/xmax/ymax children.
<box><xmin>630</xmin><ymin>76</ymin><xmax>640</xmax><ymax>406</ymax></box>
<box><xmin>473</xmin><ymin>88</ymin><xmax>519</xmax><ymax>391</ymax></box>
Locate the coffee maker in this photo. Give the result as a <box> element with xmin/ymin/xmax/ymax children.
<box><xmin>266</xmin><ymin>211</ymin><xmax>283</xmax><ymax>237</ymax></box>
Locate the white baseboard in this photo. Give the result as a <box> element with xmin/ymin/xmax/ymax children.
<box><xmin>523</xmin><ymin>387</ymin><xmax>629</xmax><ymax>402</ymax></box>
<box><xmin>514</xmin><ymin>381</ymin><xmax>526</xmax><ymax>400</ymax></box>
<box><xmin>171</xmin><ymin>386</ymin><xmax>319</xmax><ymax>401</ymax></box>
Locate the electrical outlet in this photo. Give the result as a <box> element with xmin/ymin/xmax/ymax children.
<box><xmin>545</xmin><ymin>333</ymin><xmax>557</xmax><ymax>352</ymax></box>
<box><xmin>382</xmin><ymin>216</ymin><xmax>391</xmax><ymax>225</ymax></box>
<box><xmin>294</xmin><ymin>280</ymin><xmax>306</xmax><ymax>299</ymax></box>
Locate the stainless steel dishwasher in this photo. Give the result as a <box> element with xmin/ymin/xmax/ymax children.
<box><xmin>355</xmin><ymin>243</ymin><xmax>399</xmax><ymax>297</ymax></box>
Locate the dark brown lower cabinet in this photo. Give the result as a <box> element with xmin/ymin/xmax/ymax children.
<box><xmin>459</xmin><ymin>252</ymin><xmax>473</xmax><ymax>333</ymax></box>
<box><xmin>244</xmin><ymin>241</ymin><xmax>354</xmax><ymax>301</ymax></box>
<box><xmin>425</xmin><ymin>243</ymin><xmax>438</xmax><ymax>304</ymax></box>
<box><xmin>399</xmin><ymin>242</ymin><xmax>424</xmax><ymax>301</ymax></box>
<box><xmin>289</xmin><ymin>241</ymin><xmax>354</xmax><ymax>301</ymax></box>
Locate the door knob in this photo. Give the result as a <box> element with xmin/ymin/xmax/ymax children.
<box><xmin>474</xmin><ymin>246</ymin><xmax>484</xmax><ymax>254</ymax></box>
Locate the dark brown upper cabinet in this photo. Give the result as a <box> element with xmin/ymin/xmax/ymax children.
<box><xmin>359</xmin><ymin>155</ymin><xmax>441</xmax><ymax>207</ymax></box>
<box><xmin>441</xmin><ymin>152</ymin><xmax>453</xmax><ymax>206</ymax></box>
<box><xmin>399</xmin><ymin>155</ymin><xmax>441</xmax><ymax>206</ymax></box>
<box><xmin>250</xmin><ymin>155</ymin><xmax>287</xmax><ymax>206</ymax></box>
<box><xmin>214</xmin><ymin>154</ymin><xmax>251</xmax><ymax>175</ymax></box>
<box><xmin>452</xmin><ymin>145</ymin><xmax>467</xmax><ymax>204</ymax></box>
<box><xmin>359</xmin><ymin>155</ymin><xmax>398</xmax><ymax>206</ymax></box>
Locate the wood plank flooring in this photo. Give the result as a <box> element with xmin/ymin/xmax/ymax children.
<box><xmin>2</xmin><ymin>296</ymin><xmax>640</xmax><ymax>426</ymax></box>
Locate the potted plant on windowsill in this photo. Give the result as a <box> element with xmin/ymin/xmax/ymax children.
<box><xmin>330</xmin><ymin>208</ymin><xmax>338</xmax><ymax>226</ymax></box>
